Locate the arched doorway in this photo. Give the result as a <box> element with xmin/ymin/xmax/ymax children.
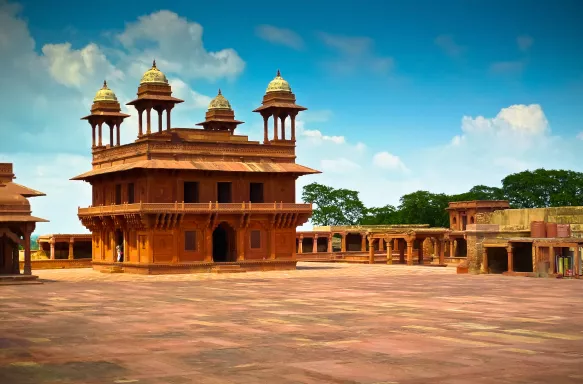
<box><xmin>213</xmin><ymin>222</ymin><xmax>236</xmax><ymax>262</ymax></box>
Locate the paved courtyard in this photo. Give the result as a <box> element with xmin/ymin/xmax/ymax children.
<box><xmin>1</xmin><ymin>263</ymin><xmax>583</xmax><ymax>384</ymax></box>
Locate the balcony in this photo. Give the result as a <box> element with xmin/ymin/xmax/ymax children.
<box><xmin>78</xmin><ymin>201</ymin><xmax>313</xmax><ymax>216</ymax></box>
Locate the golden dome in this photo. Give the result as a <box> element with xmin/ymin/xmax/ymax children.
<box><xmin>140</xmin><ymin>60</ymin><xmax>168</xmax><ymax>85</ymax></box>
<box><xmin>208</xmin><ymin>89</ymin><xmax>232</xmax><ymax>110</ymax></box>
<box><xmin>93</xmin><ymin>81</ymin><xmax>118</xmax><ymax>102</ymax></box>
<box><xmin>266</xmin><ymin>70</ymin><xmax>292</xmax><ymax>93</ymax></box>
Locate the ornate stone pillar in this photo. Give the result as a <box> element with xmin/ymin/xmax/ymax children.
<box><xmin>312</xmin><ymin>235</ymin><xmax>318</xmax><ymax>253</ymax></box>
<box><xmin>290</xmin><ymin>112</ymin><xmax>297</xmax><ymax>141</ymax></box>
<box><xmin>23</xmin><ymin>226</ymin><xmax>33</xmax><ymax>275</ymax></box>
<box><xmin>204</xmin><ymin>228</ymin><xmax>213</xmax><ymax>262</ymax></box>
<box><xmin>116</xmin><ymin>122</ymin><xmax>121</xmax><ymax>146</ymax></box>
<box><xmin>109</xmin><ymin>123</ymin><xmax>114</xmax><ymax>146</ymax></box>
<box><xmin>146</xmin><ymin>107</ymin><xmax>152</xmax><ymax>135</ymax></box>
<box><xmin>327</xmin><ymin>234</ymin><xmax>332</xmax><ymax>253</ymax></box>
<box><xmin>49</xmin><ymin>238</ymin><xmax>55</xmax><ymax>260</ymax></box>
<box><xmin>166</xmin><ymin>106</ymin><xmax>173</xmax><ymax>131</ymax></box>
<box><xmin>298</xmin><ymin>235</ymin><xmax>303</xmax><ymax>253</ymax></box>
<box><xmin>575</xmin><ymin>245</ymin><xmax>581</xmax><ymax>277</ymax></box>
<box><xmin>68</xmin><ymin>238</ymin><xmax>74</xmax><ymax>260</ymax></box>
<box><xmin>361</xmin><ymin>234</ymin><xmax>366</xmax><ymax>252</ymax></box>
<box><xmin>450</xmin><ymin>240</ymin><xmax>454</xmax><ymax>258</ymax></box>
<box><xmin>439</xmin><ymin>240</ymin><xmax>445</xmax><ymax>265</ymax></box>
<box><xmin>532</xmin><ymin>243</ymin><xmax>537</xmax><ymax>273</ymax></box>
<box><xmin>237</xmin><ymin>229</ymin><xmax>245</xmax><ymax>261</ymax></box>
<box><xmin>138</xmin><ymin>109</ymin><xmax>144</xmax><ymax>137</ymax></box>
<box><xmin>386</xmin><ymin>238</ymin><xmax>393</xmax><ymax>265</ymax></box>
<box><xmin>549</xmin><ymin>246</ymin><xmax>555</xmax><ymax>274</ymax></box>
<box><xmin>269</xmin><ymin>229</ymin><xmax>276</xmax><ymax>259</ymax></box>
<box><xmin>482</xmin><ymin>247</ymin><xmax>489</xmax><ymax>273</ymax></box>
<box><xmin>262</xmin><ymin>114</ymin><xmax>269</xmax><ymax>143</ymax></box>
<box><xmin>157</xmin><ymin>108</ymin><xmax>163</xmax><ymax>133</ymax></box>
<box><xmin>280</xmin><ymin>115</ymin><xmax>286</xmax><ymax>140</ymax></box>
<box><xmin>341</xmin><ymin>233</ymin><xmax>346</xmax><ymax>252</ymax></box>
<box><xmin>272</xmin><ymin>111</ymin><xmax>279</xmax><ymax>140</ymax></box>
<box><xmin>379</xmin><ymin>238</ymin><xmax>384</xmax><ymax>251</ymax></box>
<box><xmin>406</xmin><ymin>238</ymin><xmax>414</xmax><ymax>266</ymax></box>
<box><xmin>91</xmin><ymin>123</ymin><xmax>96</xmax><ymax>148</ymax></box>
<box><xmin>98</xmin><ymin>122</ymin><xmax>103</xmax><ymax>147</ymax></box>
<box><xmin>368</xmin><ymin>236</ymin><xmax>375</xmax><ymax>264</ymax></box>
<box><xmin>507</xmin><ymin>245</ymin><xmax>514</xmax><ymax>272</ymax></box>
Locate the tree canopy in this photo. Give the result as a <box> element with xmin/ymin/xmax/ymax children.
<box><xmin>302</xmin><ymin>168</ymin><xmax>583</xmax><ymax>227</ymax></box>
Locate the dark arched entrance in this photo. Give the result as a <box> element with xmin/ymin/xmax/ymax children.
<box><xmin>212</xmin><ymin>222</ymin><xmax>236</xmax><ymax>262</ymax></box>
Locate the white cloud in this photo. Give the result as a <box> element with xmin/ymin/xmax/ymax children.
<box><xmin>301</xmin><ymin>129</ymin><xmax>345</xmax><ymax>144</ymax></box>
<box><xmin>435</xmin><ymin>34</ymin><xmax>464</xmax><ymax>57</ymax></box>
<box><xmin>116</xmin><ymin>10</ymin><xmax>245</xmax><ymax>81</ymax></box>
<box><xmin>373</xmin><ymin>151</ymin><xmax>409</xmax><ymax>172</ymax></box>
<box><xmin>317</xmin><ymin>32</ymin><xmax>394</xmax><ymax>75</ymax></box>
<box><xmin>0</xmin><ymin>4</ymin><xmax>246</xmax><ymax>234</ymax></box>
<box><xmin>577</xmin><ymin>132</ymin><xmax>583</xmax><ymax>140</ymax></box>
<box><xmin>517</xmin><ymin>35</ymin><xmax>534</xmax><ymax>52</ymax></box>
<box><xmin>255</xmin><ymin>25</ymin><xmax>304</xmax><ymax>50</ymax></box>
<box><xmin>461</xmin><ymin>104</ymin><xmax>549</xmax><ymax>137</ymax></box>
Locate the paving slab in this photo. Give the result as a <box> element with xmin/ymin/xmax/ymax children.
<box><xmin>0</xmin><ymin>263</ymin><xmax>582</xmax><ymax>383</ymax></box>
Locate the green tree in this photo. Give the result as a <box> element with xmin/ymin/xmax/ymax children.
<box><xmin>361</xmin><ymin>205</ymin><xmax>400</xmax><ymax>225</ymax></box>
<box><xmin>397</xmin><ymin>191</ymin><xmax>450</xmax><ymax>227</ymax></box>
<box><xmin>301</xmin><ymin>183</ymin><xmax>366</xmax><ymax>225</ymax></box>
<box><xmin>502</xmin><ymin>169</ymin><xmax>583</xmax><ymax>208</ymax></box>
<box><xmin>450</xmin><ymin>185</ymin><xmax>505</xmax><ymax>202</ymax></box>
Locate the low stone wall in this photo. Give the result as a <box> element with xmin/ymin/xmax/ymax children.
<box><xmin>19</xmin><ymin>258</ymin><xmax>92</xmax><ymax>270</ymax></box>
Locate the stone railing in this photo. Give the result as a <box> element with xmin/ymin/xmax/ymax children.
<box><xmin>78</xmin><ymin>202</ymin><xmax>312</xmax><ymax>216</ymax></box>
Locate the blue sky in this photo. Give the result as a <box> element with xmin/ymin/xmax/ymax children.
<box><xmin>1</xmin><ymin>0</ymin><xmax>582</xmax><ymax>234</ymax></box>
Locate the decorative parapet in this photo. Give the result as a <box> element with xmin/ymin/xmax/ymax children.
<box><xmin>78</xmin><ymin>201</ymin><xmax>312</xmax><ymax>216</ymax></box>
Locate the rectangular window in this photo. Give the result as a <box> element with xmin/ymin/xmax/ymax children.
<box><xmin>128</xmin><ymin>183</ymin><xmax>135</xmax><ymax>204</ymax></box>
<box><xmin>250</xmin><ymin>230</ymin><xmax>261</xmax><ymax>249</ymax></box>
<box><xmin>115</xmin><ymin>184</ymin><xmax>122</xmax><ymax>205</ymax></box>
<box><xmin>217</xmin><ymin>182</ymin><xmax>232</xmax><ymax>203</ymax></box>
<box><xmin>250</xmin><ymin>183</ymin><xmax>264</xmax><ymax>203</ymax></box>
<box><xmin>183</xmin><ymin>182</ymin><xmax>199</xmax><ymax>203</ymax></box>
<box><xmin>185</xmin><ymin>231</ymin><xmax>197</xmax><ymax>251</ymax></box>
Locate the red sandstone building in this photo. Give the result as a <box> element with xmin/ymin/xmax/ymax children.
<box><xmin>73</xmin><ymin>63</ymin><xmax>318</xmax><ymax>274</ymax></box>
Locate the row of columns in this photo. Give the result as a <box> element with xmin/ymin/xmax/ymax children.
<box><xmin>91</xmin><ymin>121</ymin><xmax>121</xmax><ymax>148</ymax></box>
<box><xmin>483</xmin><ymin>244</ymin><xmax>582</xmax><ymax>275</ymax></box>
<box><xmin>297</xmin><ymin>233</ymin><xmax>333</xmax><ymax>254</ymax></box>
<box><xmin>138</xmin><ymin>106</ymin><xmax>173</xmax><ymax>137</ymax></box>
<box><xmin>262</xmin><ymin>111</ymin><xmax>297</xmax><ymax>143</ymax></box>
<box><xmin>38</xmin><ymin>238</ymin><xmax>75</xmax><ymax>260</ymax></box>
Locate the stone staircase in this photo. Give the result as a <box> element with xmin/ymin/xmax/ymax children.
<box><xmin>211</xmin><ymin>265</ymin><xmax>247</xmax><ymax>274</ymax></box>
<box><xmin>100</xmin><ymin>265</ymin><xmax>124</xmax><ymax>274</ymax></box>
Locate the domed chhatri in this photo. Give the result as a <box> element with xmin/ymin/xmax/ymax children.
<box><xmin>140</xmin><ymin>60</ymin><xmax>169</xmax><ymax>85</ymax></box>
<box><xmin>0</xmin><ymin>191</ymin><xmax>30</xmax><ymax>209</ymax></box>
<box><xmin>93</xmin><ymin>81</ymin><xmax>118</xmax><ymax>103</ymax></box>
<box><xmin>208</xmin><ymin>89</ymin><xmax>232</xmax><ymax>110</ymax></box>
<box><xmin>265</xmin><ymin>69</ymin><xmax>292</xmax><ymax>93</ymax></box>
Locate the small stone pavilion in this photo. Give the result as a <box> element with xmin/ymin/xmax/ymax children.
<box><xmin>37</xmin><ymin>233</ymin><xmax>92</xmax><ymax>260</ymax></box>
<box><xmin>0</xmin><ymin>163</ymin><xmax>48</xmax><ymax>283</ymax></box>
<box><xmin>72</xmin><ymin>63</ymin><xmax>319</xmax><ymax>274</ymax></box>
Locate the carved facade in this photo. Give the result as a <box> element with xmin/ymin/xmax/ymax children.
<box><xmin>74</xmin><ymin>64</ymin><xmax>319</xmax><ymax>274</ymax></box>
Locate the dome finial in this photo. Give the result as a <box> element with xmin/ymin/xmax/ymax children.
<box><xmin>103</xmin><ymin>80</ymin><xmax>107</xmax><ymax>88</ymax></box>
<box><xmin>266</xmin><ymin>70</ymin><xmax>292</xmax><ymax>93</ymax></box>
<box><xmin>218</xmin><ymin>88</ymin><xmax>222</xmax><ymax>95</ymax></box>
<box><xmin>152</xmin><ymin>59</ymin><xmax>157</xmax><ymax>68</ymax></box>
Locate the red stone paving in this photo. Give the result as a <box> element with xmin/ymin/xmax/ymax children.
<box><xmin>1</xmin><ymin>263</ymin><xmax>583</xmax><ymax>383</ymax></box>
